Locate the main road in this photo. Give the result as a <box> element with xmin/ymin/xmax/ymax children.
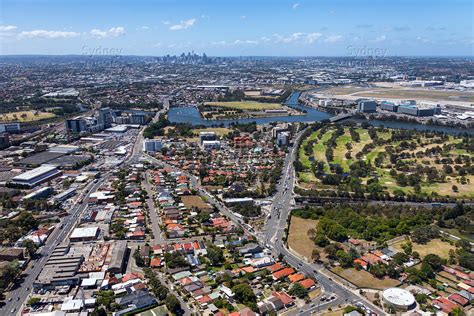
<box><xmin>261</xmin><ymin>127</ymin><xmax>385</xmax><ymax>315</ymax></box>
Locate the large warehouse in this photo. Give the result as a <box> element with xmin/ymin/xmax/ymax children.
<box><xmin>11</xmin><ymin>165</ymin><xmax>62</xmax><ymax>188</ymax></box>
<box><xmin>382</xmin><ymin>287</ymin><xmax>416</xmax><ymax>311</ymax></box>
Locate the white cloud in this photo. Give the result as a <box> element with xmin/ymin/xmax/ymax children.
<box><xmin>324</xmin><ymin>35</ymin><xmax>343</xmax><ymax>43</ymax></box>
<box><xmin>212</xmin><ymin>39</ymin><xmax>259</xmax><ymax>46</ymax></box>
<box><xmin>19</xmin><ymin>29</ymin><xmax>80</xmax><ymax>39</ymax></box>
<box><xmin>90</xmin><ymin>27</ymin><xmax>125</xmax><ymax>38</ymax></box>
<box><xmin>416</xmin><ymin>36</ymin><xmax>430</xmax><ymax>43</ymax></box>
<box><xmin>306</xmin><ymin>32</ymin><xmax>323</xmax><ymax>43</ymax></box>
<box><xmin>162</xmin><ymin>21</ymin><xmax>171</xmax><ymax>25</ymax></box>
<box><xmin>241</xmin><ymin>15</ymin><xmax>247</xmax><ymax>20</ymax></box>
<box><xmin>0</xmin><ymin>25</ymin><xmax>17</xmax><ymax>32</ymax></box>
<box><xmin>274</xmin><ymin>32</ymin><xmax>303</xmax><ymax>43</ymax></box>
<box><xmin>140</xmin><ymin>26</ymin><xmax>150</xmax><ymax>30</ymax></box>
<box><xmin>374</xmin><ymin>35</ymin><xmax>386</xmax><ymax>42</ymax></box>
<box><xmin>293</xmin><ymin>3</ymin><xmax>300</xmax><ymax>9</ymax></box>
<box><xmin>169</xmin><ymin>18</ymin><xmax>196</xmax><ymax>31</ymax></box>
<box><xmin>0</xmin><ymin>25</ymin><xmax>18</xmax><ymax>38</ymax></box>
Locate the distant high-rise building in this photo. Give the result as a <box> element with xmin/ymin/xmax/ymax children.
<box><xmin>66</xmin><ymin>117</ymin><xmax>88</xmax><ymax>133</ymax></box>
<box><xmin>199</xmin><ymin>132</ymin><xmax>217</xmax><ymax>144</ymax></box>
<box><xmin>130</xmin><ymin>113</ymin><xmax>147</xmax><ymax>125</ymax></box>
<box><xmin>98</xmin><ymin>107</ymin><xmax>113</xmax><ymax>129</ymax></box>
<box><xmin>143</xmin><ymin>139</ymin><xmax>163</xmax><ymax>153</ymax></box>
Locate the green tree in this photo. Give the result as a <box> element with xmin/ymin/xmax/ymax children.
<box><xmin>232</xmin><ymin>283</ymin><xmax>257</xmax><ymax>306</ymax></box>
<box><xmin>206</xmin><ymin>244</ymin><xmax>225</xmax><ymax>266</ymax></box>
<box><xmin>288</xmin><ymin>283</ymin><xmax>308</xmax><ymax>299</ymax></box>
<box><xmin>165</xmin><ymin>294</ymin><xmax>182</xmax><ymax>315</ymax></box>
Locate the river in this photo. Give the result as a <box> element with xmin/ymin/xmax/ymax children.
<box><xmin>168</xmin><ymin>92</ymin><xmax>473</xmax><ymax>135</ymax></box>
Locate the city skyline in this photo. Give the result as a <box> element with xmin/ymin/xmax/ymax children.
<box><xmin>1</xmin><ymin>0</ymin><xmax>473</xmax><ymax>57</ymax></box>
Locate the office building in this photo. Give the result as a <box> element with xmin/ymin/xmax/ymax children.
<box><xmin>98</xmin><ymin>107</ymin><xmax>113</xmax><ymax>129</ymax></box>
<box><xmin>130</xmin><ymin>113</ymin><xmax>147</xmax><ymax>125</ymax></box>
<box><xmin>417</xmin><ymin>108</ymin><xmax>435</xmax><ymax>117</ymax></box>
<box><xmin>11</xmin><ymin>165</ymin><xmax>62</xmax><ymax>188</ymax></box>
<box><xmin>276</xmin><ymin>131</ymin><xmax>290</xmax><ymax>147</ymax></box>
<box><xmin>143</xmin><ymin>139</ymin><xmax>163</xmax><ymax>153</ymax></box>
<box><xmin>66</xmin><ymin>117</ymin><xmax>88</xmax><ymax>133</ymax></box>
<box><xmin>398</xmin><ymin>105</ymin><xmax>420</xmax><ymax>116</ymax></box>
<box><xmin>380</xmin><ymin>102</ymin><xmax>398</xmax><ymax>112</ymax></box>
<box><xmin>357</xmin><ymin>100</ymin><xmax>377</xmax><ymax>113</ymax></box>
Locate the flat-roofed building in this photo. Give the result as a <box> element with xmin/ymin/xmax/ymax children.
<box><xmin>11</xmin><ymin>165</ymin><xmax>62</xmax><ymax>188</ymax></box>
<box><xmin>69</xmin><ymin>227</ymin><xmax>99</xmax><ymax>242</ymax></box>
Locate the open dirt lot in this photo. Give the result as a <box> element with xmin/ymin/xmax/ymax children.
<box><xmin>180</xmin><ymin>195</ymin><xmax>211</xmax><ymax>211</ymax></box>
<box><xmin>332</xmin><ymin>267</ymin><xmax>400</xmax><ymax>290</ymax></box>
<box><xmin>288</xmin><ymin>216</ymin><xmax>319</xmax><ymax>261</ymax></box>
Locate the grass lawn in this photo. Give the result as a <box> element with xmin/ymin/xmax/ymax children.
<box><xmin>138</xmin><ymin>306</ymin><xmax>169</xmax><ymax>316</ymax></box>
<box><xmin>205</xmin><ymin>101</ymin><xmax>282</xmax><ymax>111</ymax></box>
<box><xmin>332</xmin><ymin>267</ymin><xmax>400</xmax><ymax>290</ymax></box>
<box><xmin>192</xmin><ymin>127</ymin><xmax>232</xmax><ymax>137</ymax></box>
<box><xmin>392</xmin><ymin>238</ymin><xmax>456</xmax><ymax>260</ymax></box>
<box><xmin>332</xmin><ymin>132</ymin><xmax>352</xmax><ymax>172</ymax></box>
<box><xmin>287</xmin><ymin>216</ymin><xmax>319</xmax><ymax>261</ymax></box>
<box><xmin>0</xmin><ymin>110</ymin><xmax>55</xmax><ymax>122</ymax></box>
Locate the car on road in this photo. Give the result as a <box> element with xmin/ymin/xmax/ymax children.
<box><xmin>10</xmin><ymin>308</ymin><xmax>16</xmax><ymax>314</ymax></box>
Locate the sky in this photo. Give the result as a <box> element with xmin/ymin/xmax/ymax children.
<box><xmin>0</xmin><ymin>0</ymin><xmax>473</xmax><ymax>56</ymax></box>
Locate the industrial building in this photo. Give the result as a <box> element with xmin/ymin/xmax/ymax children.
<box><xmin>52</xmin><ymin>187</ymin><xmax>77</xmax><ymax>203</ymax></box>
<box><xmin>11</xmin><ymin>165</ymin><xmax>62</xmax><ymax>188</ymax></box>
<box><xmin>0</xmin><ymin>123</ymin><xmax>20</xmax><ymax>133</ymax></box>
<box><xmin>356</xmin><ymin>100</ymin><xmax>377</xmax><ymax>113</ymax></box>
<box><xmin>34</xmin><ymin>244</ymin><xmax>83</xmax><ymax>289</ymax></box>
<box><xmin>107</xmin><ymin>240</ymin><xmax>128</xmax><ymax>274</ymax></box>
<box><xmin>22</xmin><ymin>186</ymin><xmax>53</xmax><ymax>201</ymax></box>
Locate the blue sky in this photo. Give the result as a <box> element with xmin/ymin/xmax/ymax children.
<box><xmin>1</xmin><ymin>0</ymin><xmax>472</xmax><ymax>56</ymax></box>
